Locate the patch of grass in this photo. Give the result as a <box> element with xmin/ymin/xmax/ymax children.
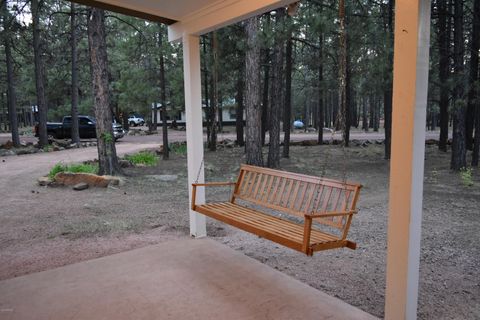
<box><xmin>125</xmin><ymin>151</ymin><xmax>158</xmax><ymax>166</ymax></box>
<box><xmin>48</xmin><ymin>162</ymin><xmax>99</xmax><ymax>179</ymax></box>
<box><xmin>170</xmin><ymin>142</ymin><xmax>187</xmax><ymax>155</ymax></box>
<box><xmin>460</xmin><ymin>167</ymin><xmax>474</xmax><ymax>187</ymax></box>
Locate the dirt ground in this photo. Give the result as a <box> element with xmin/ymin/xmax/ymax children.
<box><xmin>0</xmin><ymin>142</ymin><xmax>479</xmax><ymax>319</ymax></box>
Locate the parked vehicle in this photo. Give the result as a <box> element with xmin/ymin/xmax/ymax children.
<box><xmin>35</xmin><ymin>116</ymin><xmax>124</xmax><ymax>140</ymax></box>
<box><xmin>293</xmin><ymin>120</ymin><xmax>304</xmax><ymax>129</ymax></box>
<box><xmin>128</xmin><ymin>114</ymin><xmax>145</xmax><ymax>126</ymax></box>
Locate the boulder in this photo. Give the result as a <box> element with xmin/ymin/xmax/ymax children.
<box><xmin>119</xmin><ymin>159</ymin><xmax>133</xmax><ymax>168</ymax></box>
<box><xmin>103</xmin><ymin>175</ymin><xmax>122</xmax><ymax>186</ymax></box>
<box><xmin>0</xmin><ymin>149</ymin><xmax>16</xmax><ymax>157</ymax></box>
<box><xmin>37</xmin><ymin>176</ymin><xmax>53</xmax><ymax>186</ymax></box>
<box><xmin>73</xmin><ymin>182</ymin><xmax>89</xmax><ymax>191</ymax></box>
<box><xmin>301</xmin><ymin>140</ymin><xmax>318</xmax><ymax>146</ymax></box>
<box><xmin>16</xmin><ymin>147</ymin><xmax>37</xmax><ymax>155</ymax></box>
<box><xmin>3</xmin><ymin>140</ymin><xmax>13</xmax><ymax>149</ymax></box>
<box><xmin>54</xmin><ymin>172</ymin><xmax>120</xmax><ymax>188</ymax></box>
<box><xmin>52</xmin><ymin>139</ymin><xmax>71</xmax><ymax>148</ymax></box>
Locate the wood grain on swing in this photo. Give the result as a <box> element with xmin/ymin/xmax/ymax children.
<box><xmin>192</xmin><ymin>164</ymin><xmax>362</xmax><ymax>256</ymax></box>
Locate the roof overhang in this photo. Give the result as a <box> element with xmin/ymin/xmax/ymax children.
<box><xmin>69</xmin><ymin>0</ymin><xmax>299</xmax><ymax>42</ymax></box>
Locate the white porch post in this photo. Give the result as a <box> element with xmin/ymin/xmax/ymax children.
<box><xmin>182</xmin><ymin>34</ymin><xmax>207</xmax><ymax>238</ymax></box>
<box><xmin>385</xmin><ymin>1</ymin><xmax>431</xmax><ymax>319</ymax></box>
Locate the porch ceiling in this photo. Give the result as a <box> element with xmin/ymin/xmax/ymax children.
<box><xmin>70</xmin><ymin>0</ymin><xmax>299</xmax><ymax>41</ymax></box>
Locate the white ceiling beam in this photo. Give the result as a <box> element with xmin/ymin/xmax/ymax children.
<box><xmin>168</xmin><ymin>0</ymin><xmax>298</xmax><ymax>42</ymax></box>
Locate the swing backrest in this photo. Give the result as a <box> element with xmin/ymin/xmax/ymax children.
<box><xmin>232</xmin><ymin>164</ymin><xmax>362</xmax><ymax>230</ymax></box>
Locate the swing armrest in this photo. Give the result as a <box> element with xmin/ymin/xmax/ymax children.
<box><xmin>307</xmin><ymin>210</ymin><xmax>358</xmax><ymax>219</ymax></box>
<box><xmin>191</xmin><ymin>182</ymin><xmax>237</xmax><ymax>210</ymax></box>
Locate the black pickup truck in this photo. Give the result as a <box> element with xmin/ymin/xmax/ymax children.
<box><xmin>36</xmin><ymin>116</ymin><xmax>125</xmax><ymax>140</ymax></box>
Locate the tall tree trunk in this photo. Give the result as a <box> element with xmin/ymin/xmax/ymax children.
<box><xmin>2</xmin><ymin>0</ymin><xmax>19</xmax><ymax>147</ymax></box>
<box><xmin>283</xmin><ymin>33</ymin><xmax>293</xmax><ymax>158</ymax></box>
<box><xmin>438</xmin><ymin>0</ymin><xmax>450</xmax><ymax>151</ymax></box>
<box><xmin>338</xmin><ymin>0</ymin><xmax>348</xmax><ymax>145</ymax></box>
<box><xmin>32</xmin><ymin>0</ymin><xmax>48</xmax><ymax>147</ymax></box>
<box><xmin>451</xmin><ymin>0</ymin><xmax>467</xmax><ymax>170</ymax></box>
<box><xmin>2</xmin><ymin>93</ymin><xmax>7</xmax><ymax>132</ymax></box>
<box><xmin>152</xmin><ymin>106</ymin><xmax>158</xmax><ymax>130</ymax></box>
<box><xmin>202</xmin><ymin>36</ymin><xmax>211</xmax><ymax>143</ymax></box>
<box><xmin>236</xmin><ymin>62</ymin><xmax>245</xmax><ymax>147</ymax></box>
<box><xmin>345</xmin><ymin>46</ymin><xmax>352</xmax><ymax>146</ymax></box>
<box><xmin>471</xmin><ymin>0</ymin><xmax>480</xmax><ymax>166</ymax></box>
<box><xmin>374</xmin><ymin>96</ymin><xmax>380</xmax><ymax>132</ymax></box>
<box><xmin>267</xmin><ymin>8</ymin><xmax>285</xmax><ymax>168</ymax></box>
<box><xmin>158</xmin><ymin>24</ymin><xmax>169</xmax><ymax>160</ymax></box>
<box><xmin>245</xmin><ymin>16</ymin><xmax>264</xmax><ymax>166</ymax></box>
<box><xmin>208</xmin><ymin>32</ymin><xmax>218</xmax><ymax>151</ymax></box>
<box><xmin>383</xmin><ymin>0</ymin><xmax>394</xmax><ymax>159</ymax></box>
<box><xmin>70</xmin><ymin>3</ymin><xmax>80</xmax><ymax>144</ymax></box>
<box><xmin>369</xmin><ymin>95</ymin><xmax>375</xmax><ymax>128</ymax></box>
<box><xmin>261</xmin><ymin>49</ymin><xmax>270</xmax><ymax>146</ymax></box>
<box><xmin>317</xmin><ymin>35</ymin><xmax>324</xmax><ymax>144</ymax></box>
<box><xmin>88</xmin><ymin>8</ymin><xmax>120</xmax><ymax>175</ymax></box>
<box><xmin>362</xmin><ymin>97</ymin><xmax>369</xmax><ymax>131</ymax></box>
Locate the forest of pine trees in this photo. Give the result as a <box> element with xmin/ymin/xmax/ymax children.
<box><xmin>0</xmin><ymin>0</ymin><xmax>479</xmax><ymax>172</ymax></box>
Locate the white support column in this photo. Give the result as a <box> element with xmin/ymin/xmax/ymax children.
<box><xmin>385</xmin><ymin>1</ymin><xmax>431</xmax><ymax>319</ymax></box>
<box><xmin>182</xmin><ymin>34</ymin><xmax>206</xmax><ymax>238</ymax></box>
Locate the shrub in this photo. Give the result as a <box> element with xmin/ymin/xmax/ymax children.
<box><xmin>48</xmin><ymin>163</ymin><xmax>99</xmax><ymax>179</ymax></box>
<box><xmin>125</xmin><ymin>151</ymin><xmax>158</xmax><ymax>166</ymax></box>
<box><xmin>170</xmin><ymin>142</ymin><xmax>187</xmax><ymax>155</ymax></box>
<box><xmin>460</xmin><ymin>167</ymin><xmax>474</xmax><ymax>187</ymax></box>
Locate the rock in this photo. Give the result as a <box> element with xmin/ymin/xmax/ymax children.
<box><xmin>16</xmin><ymin>147</ymin><xmax>37</xmax><ymax>155</ymax></box>
<box><xmin>3</xmin><ymin>140</ymin><xmax>13</xmax><ymax>149</ymax></box>
<box><xmin>103</xmin><ymin>175</ymin><xmax>122</xmax><ymax>186</ymax></box>
<box><xmin>119</xmin><ymin>159</ymin><xmax>133</xmax><ymax>168</ymax></box>
<box><xmin>301</xmin><ymin>140</ymin><xmax>318</xmax><ymax>146</ymax></box>
<box><xmin>156</xmin><ymin>145</ymin><xmax>164</xmax><ymax>155</ymax></box>
<box><xmin>52</xmin><ymin>139</ymin><xmax>71</xmax><ymax>148</ymax></box>
<box><xmin>69</xmin><ymin>143</ymin><xmax>80</xmax><ymax>149</ymax></box>
<box><xmin>37</xmin><ymin>176</ymin><xmax>53</xmax><ymax>186</ymax></box>
<box><xmin>54</xmin><ymin>172</ymin><xmax>119</xmax><ymax>188</ymax></box>
<box><xmin>73</xmin><ymin>182</ymin><xmax>89</xmax><ymax>191</ymax></box>
<box><xmin>0</xmin><ymin>149</ymin><xmax>16</xmax><ymax>157</ymax></box>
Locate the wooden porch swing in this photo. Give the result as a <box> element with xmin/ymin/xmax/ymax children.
<box><xmin>192</xmin><ymin>164</ymin><xmax>362</xmax><ymax>256</ymax></box>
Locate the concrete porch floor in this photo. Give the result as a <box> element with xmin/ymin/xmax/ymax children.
<box><xmin>0</xmin><ymin>238</ymin><xmax>377</xmax><ymax>320</ymax></box>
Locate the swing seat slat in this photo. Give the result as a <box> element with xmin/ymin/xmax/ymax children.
<box><xmin>192</xmin><ymin>164</ymin><xmax>362</xmax><ymax>256</ymax></box>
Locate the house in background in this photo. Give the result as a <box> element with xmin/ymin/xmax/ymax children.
<box><xmin>151</xmin><ymin>98</ymin><xmax>243</xmax><ymax>126</ymax></box>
